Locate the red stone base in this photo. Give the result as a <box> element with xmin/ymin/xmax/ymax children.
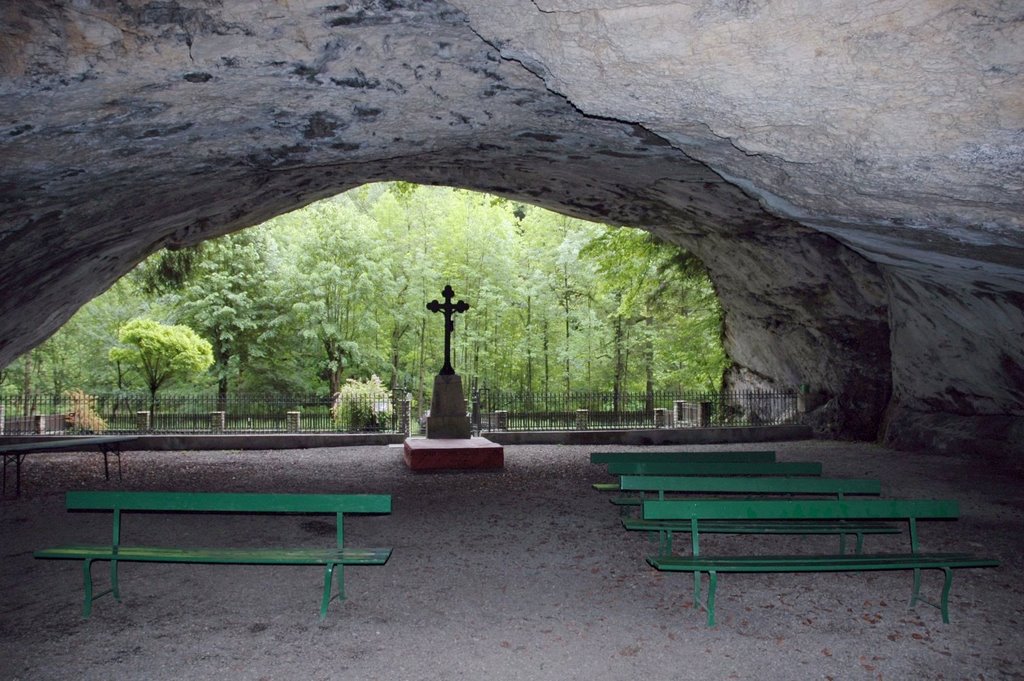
<box><xmin>403</xmin><ymin>437</ymin><xmax>504</xmax><ymax>471</ymax></box>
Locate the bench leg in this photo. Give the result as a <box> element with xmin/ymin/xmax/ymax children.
<box><xmin>940</xmin><ymin>567</ymin><xmax>953</xmax><ymax>624</ymax></box>
<box><xmin>910</xmin><ymin>567</ymin><xmax>922</xmax><ymax>609</ymax></box>
<box><xmin>81</xmin><ymin>559</ymin><xmax>120</xmax><ymax>618</ymax></box>
<box><xmin>82</xmin><ymin>560</ymin><xmax>95</xmax><ymax>618</ymax></box>
<box><xmin>909</xmin><ymin>567</ymin><xmax>954</xmax><ymax>624</ymax></box>
<box><xmin>101</xmin><ymin>447</ymin><xmax>124</xmax><ymax>482</ymax></box>
<box><xmin>320</xmin><ymin>563</ymin><xmax>346</xmax><ymax>619</ymax></box>
<box><xmin>706</xmin><ymin>571</ymin><xmax>718</xmax><ymax>627</ymax></box>
<box><xmin>659</xmin><ymin>530</ymin><xmax>673</xmax><ymax>555</ymax></box>
<box><xmin>110</xmin><ymin>559</ymin><xmax>120</xmax><ymax>602</ymax></box>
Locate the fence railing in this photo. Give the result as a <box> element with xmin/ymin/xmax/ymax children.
<box><xmin>0</xmin><ymin>392</ymin><xmax>410</xmax><ymax>436</ymax></box>
<box><xmin>1</xmin><ymin>388</ymin><xmax>800</xmax><ymax>437</ymax></box>
<box><xmin>474</xmin><ymin>389</ymin><xmax>801</xmax><ymax>432</ymax></box>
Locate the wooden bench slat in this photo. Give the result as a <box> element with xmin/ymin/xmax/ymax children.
<box><xmin>643</xmin><ymin>498</ymin><xmax>960</xmax><ymax>521</ymax></box>
<box><xmin>65</xmin><ymin>490</ymin><xmax>392</xmax><ymax>514</ymax></box>
<box><xmin>591</xmin><ymin>450</ymin><xmax>776</xmax><ymax>465</ymax></box>
<box><xmin>620</xmin><ymin>475</ymin><xmax>882</xmax><ymax>495</ymax></box>
<box><xmin>648</xmin><ymin>552</ymin><xmax>998</xmax><ymax>572</ymax></box>
<box><xmin>34</xmin><ymin>545</ymin><xmax>393</xmax><ymax>565</ymax></box>
<box><xmin>608</xmin><ymin>461</ymin><xmax>822</xmax><ymax>476</ymax></box>
<box><xmin>623</xmin><ymin>518</ymin><xmax>901</xmax><ymax>535</ymax></box>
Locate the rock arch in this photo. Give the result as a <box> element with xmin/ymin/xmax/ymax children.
<box><xmin>1</xmin><ymin>1</ymin><xmax>1021</xmax><ymax>454</ymax></box>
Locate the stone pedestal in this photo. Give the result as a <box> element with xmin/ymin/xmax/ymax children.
<box><xmin>426</xmin><ymin>373</ymin><xmax>471</xmax><ymax>439</ymax></box>
<box><xmin>405</xmin><ymin>372</ymin><xmax>503</xmax><ymax>470</ymax></box>
<box><xmin>403</xmin><ymin>436</ymin><xmax>504</xmax><ymax>471</ymax></box>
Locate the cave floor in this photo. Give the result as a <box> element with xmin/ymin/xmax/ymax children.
<box><xmin>2</xmin><ymin>440</ymin><xmax>1022</xmax><ymax>680</ymax></box>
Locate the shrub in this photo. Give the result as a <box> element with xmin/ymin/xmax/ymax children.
<box><xmin>64</xmin><ymin>389</ymin><xmax>108</xmax><ymax>433</ymax></box>
<box><xmin>331</xmin><ymin>375</ymin><xmax>392</xmax><ymax>431</ymax></box>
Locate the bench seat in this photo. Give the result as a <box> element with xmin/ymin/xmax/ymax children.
<box><xmin>640</xmin><ymin>498</ymin><xmax>998</xmax><ymax>626</ymax></box>
<box><xmin>34</xmin><ymin>545</ymin><xmax>392</xmax><ymax>565</ymax></box>
<box><xmin>648</xmin><ymin>552</ymin><xmax>998</xmax><ymax>627</ymax></box>
<box><xmin>34</xmin><ymin>490</ymin><xmax>393</xmax><ymax>620</ymax></box>
<box><xmin>648</xmin><ymin>552</ymin><xmax>997</xmax><ymax>572</ymax></box>
<box><xmin>623</xmin><ymin>517</ymin><xmax>901</xmax><ymax>554</ymax></box>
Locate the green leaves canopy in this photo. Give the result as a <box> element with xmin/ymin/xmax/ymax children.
<box><xmin>108</xmin><ymin>318</ymin><xmax>213</xmax><ymax>400</ymax></box>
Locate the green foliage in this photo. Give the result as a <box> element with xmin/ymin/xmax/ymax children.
<box><xmin>132</xmin><ymin>245</ymin><xmax>206</xmax><ymax>295</ymax></box>
<box><xmin>331</xmin><ymin>375</ymin><xmax>392</xmax><ymax>431</ymax></box>
<box><xmin>64</xmin><ymin>389</ymin><xmax>108</xmax><ymax>433</ymax></box>
<box><xmin>109</xmin><ymin>318</ymin><xmax>214</xmax><ymax>405</ymax></box>
<box><xmin>11</xmin><ymin>183</ymin><xmax>729</xmax><ymax>402</ymax></box>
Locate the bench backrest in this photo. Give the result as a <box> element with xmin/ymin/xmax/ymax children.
<box><xmin>642</xmin><ymin>498</ymin><xmax>959</xmax><ymax>521</ymax></box>
<box><xmin>66</xmin><ymin>491</ymin><xmax>391</xmax><ymax>550</ymax></box>
<box><xmin>66</xmin><ymin>491</ymin><xmax>391</xmax><ymax>514</ymax></box>
<box><xmin>643</xmin><ymin>498</ymin><xmax>960</xmax><ymax>555</ymax></box>
<box><xmin>590</xmin><ymin>450</ymin><xmax>776</xmax><ymax>465</ymax></box>
<box><xmin>619</xmin><ymin>475</ymin><xmax>881</xmax><ymax>496</ymax></box>
<box><xmin>607</xmin><ymin>461</ymin><xmax>822</xmax><ymax>477</ymax></box>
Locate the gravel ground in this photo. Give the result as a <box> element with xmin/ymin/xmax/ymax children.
<box><xmin>2</xmin><ymin>440</ymin><xmax>1022</xmax><ymax>680</ymax></box>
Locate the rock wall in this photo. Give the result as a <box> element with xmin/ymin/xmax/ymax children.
<box><xmin>1</xmin><ymin>1</ymin><xmax>1021</xmax><ymax>454</ymax></box>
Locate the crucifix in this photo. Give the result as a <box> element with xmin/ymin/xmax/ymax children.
<box><xmin>427</xmin><ymin>284</ymin><xmax>469</xmax><ymax>376</ymax></box>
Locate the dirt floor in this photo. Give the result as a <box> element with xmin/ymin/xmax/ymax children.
<box><xmin>1</xmin><ymin>440</ymin><xmax>1022</xmax><ymax>680</ymax></box>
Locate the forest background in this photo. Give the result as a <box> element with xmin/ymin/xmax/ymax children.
<box><xmin>0</xmin><ymin>183</ymin><xmax>729</xmax><ymax>414</ymax></box>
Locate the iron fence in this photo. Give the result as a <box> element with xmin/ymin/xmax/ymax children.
<box><xmin>0</xmin><ymin>392</ymin><xmax>409</xmax><ymax>435</ymax></box>
<box><xmin>474</xmin><ymin>389</ymin><xmax>801</xmax><ymax>431</ymax></box>
<box><xmin>0</xmin><ymin>388</ymin><xmax>799</xmax><ymax>436</ymax></box>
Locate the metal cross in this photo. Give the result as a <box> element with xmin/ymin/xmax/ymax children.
<box><xmin>427</xmin><ymin>284</ymin><xmax>469</xmax><ymax>376</ymax></box>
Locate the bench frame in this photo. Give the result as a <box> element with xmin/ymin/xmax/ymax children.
<box><xmin>590</xmin><ymin>450</ymin><xmax>777</xmax><ymax>465</ymax></box>
<box><xmin>606</xmin><ymin>461</ymin><xmax>823</xmax><ymax>477</ymax></box>
<box><xmin>34</xmin><ymin>491</ymin><xmax>393</xmax><ymax>620</ymax></box>
<box><xmin>618</xmin><ymin>476</ymin><xmax>897</xmax><ymax>554</ymax></box>
<box><xmin>643</xmin><ymin>498</ymin><xmax>998</xmax><ymax>626</ymax></box>
<box><xmin>1</xmin><ymin>436</ymin><xmax>137</xmax><ymax>497</ymax></box>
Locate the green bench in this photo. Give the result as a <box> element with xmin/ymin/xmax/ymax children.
<box><xmin>594</xmin><ymin>459</ymin><xmax>819</xmax><ymax>493</ymax></box>
<box><xmin>34</xmin><ymin>491</ymin><xmax>393</xmax><ymax>619</ymax></box>
<box><xmin>590</xmin><ymin>451</ymin><xmax>777</xmax><ymax>491</ymax></box>
<box><xmin>1</xmin><ymin>436</ymin><xmax>138</xmax><ymax>497</ymax></box>
<box><xmin>590</xmin><ymin>450</ymin><xmax>776</xmax><ymax>465</ymax></box>
<box><xmin>643</xmin><ymin>498</ymin><xmax>999</xmax><ymax>626</ymax></box>
<box><xmin>607</xmin><ymin>461</ymin><xmax>822</xmax><ymax>477</ymax></box>
<box><xmin>618</xmin><ymin>475</ymin><xmax>897</xmax><ymax>554</ymax></box>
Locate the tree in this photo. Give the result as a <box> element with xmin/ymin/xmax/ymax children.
<box><xmin>108</xmin><ymin>318</ymin><xmax>214</xmax><ymax>411</ymax></box>
<box><xmin>272</xmin><ymin>195</ymin><xmax>387</xmax><ymax>394</ymax></box>
<box><xmin>168</xmin><ymin>228</ymin><xmax>279</xmax><ymax>407</ymax></box>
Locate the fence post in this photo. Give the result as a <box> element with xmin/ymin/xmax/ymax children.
<box><xmin>470</xmin><ymin>388</ymin><xmax>481</xmax><ymax>436</ymax></box>
<box><xmin>575</xmin><ymin>409</ymin><xmax>589</xmax><ymax>430</ymax></box>
<box><xmin>0</xmin><ymin>402</ymin><xmax>4</xmax><ymax>435</ymax></box>
<box><xmin>287</xmin><ymin>411</ymin><xmax>301</xmax><ymax>433</ymax></box>
<box><xmin>401</xmin><ymin>394</ymin><xmax>412</xmax><ymax>436</ymax></box>
<box><xmin>698</xmin><ymin>402</ymin><xmax>712</xmax><ymax>427</ymax></box>
<box><xmin>653</xmin><ymin>408</ymin><xmax>668</xmax><ymax>429</ymax></box>
<box><xmin>209</xmin><ymin>411</ymin><xmax>225</xmax><ymax>433</ymax></box>
<box><xmin>136</xmin><ymin>410</ymin><xmax>151</xmax><ymax>432</ymax></box>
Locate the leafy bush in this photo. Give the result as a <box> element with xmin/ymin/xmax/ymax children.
<box><xmin>64</xmin><ymin>389</ymin><xmax>108</xmax><ymax>433</ymax></box>
<box><xmin>331</xmin><ymin>375</ymin><xmax>392</xmax><ymax>431</ymax></box>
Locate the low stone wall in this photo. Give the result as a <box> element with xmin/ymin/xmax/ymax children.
<box><xmin>483</xmin><ymin>425</ymin><xmax>813</xmax><ymax>446</ymax></box>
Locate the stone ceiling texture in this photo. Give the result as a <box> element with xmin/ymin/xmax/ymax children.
<box><xmin>1</xmin><ymin>1</ymin><xmax>1022</xmax><ymax>454</ymax></box>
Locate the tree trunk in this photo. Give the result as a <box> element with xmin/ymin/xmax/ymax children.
<box><xmin>613</xmin><ymin>315</ymin><xmax>625</xmax><ymax>415</ymax></box>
